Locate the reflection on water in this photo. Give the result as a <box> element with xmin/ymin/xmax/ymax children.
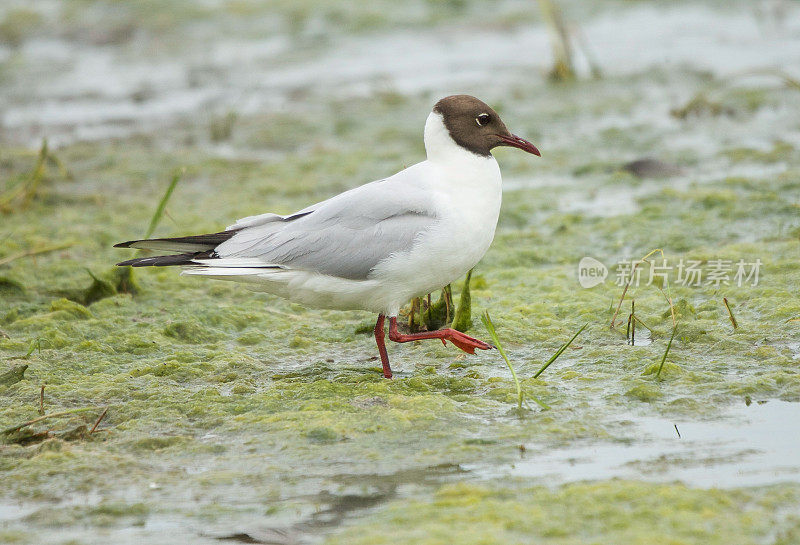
<box><xmin>204</xmin><ymin>463</ymin><xmax>465</xmax><ymax>544</ymax></box>
<box><xmin>472</xmin><ymin>400</ymin><xmax>800</xmax><ymax>488</ymax></box>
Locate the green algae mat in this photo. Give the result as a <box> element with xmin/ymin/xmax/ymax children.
<box><xmin>2</xmin><ymin>1</ymin><xmax>800</xmax><ymax>543</ymax></box>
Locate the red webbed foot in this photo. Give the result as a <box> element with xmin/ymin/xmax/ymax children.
<box><xmin>387</xmin><ymin>316</ymin><xmax>493</xmax><ymax>355</ymax></box>
<box><xmin>439</xmin><ymin>329</ymin><xmax>494</xmax><ymax>354</ymax></box>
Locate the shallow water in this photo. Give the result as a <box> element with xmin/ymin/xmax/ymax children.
<box><xmin>475</xmin><ymin>400</ymin><xmax>800</xmax><ymax>488</ymax></box>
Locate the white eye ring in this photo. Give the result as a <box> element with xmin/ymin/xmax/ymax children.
<box><xmin>476</xmin><ymin>113</ymin><xmax>490</xmax><ymax>126</ymax></box>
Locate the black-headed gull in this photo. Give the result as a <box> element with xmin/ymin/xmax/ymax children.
<box><xmin>116</xmin><ymin>95</ymin><xmax>540</xmax><ymax>378</ymax></box>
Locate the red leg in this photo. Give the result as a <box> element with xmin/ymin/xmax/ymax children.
<box><xmin>374</xmin><ymin>314</ymin><xmax>392</xmax><ymax>379</ymax></box>
<box><xmin>388</xmin><ymin>317</ymin><xmax>493</xmax><ymax>354</ymax></box>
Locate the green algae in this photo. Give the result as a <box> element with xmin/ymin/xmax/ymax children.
<box><xmin>0</xmin><ymin>2</ymin><xmax>799</xmax><ymax>542</ymax></box>
<box><xmin>80</xmin><ymin>270</ymin><xmax>116</xmax><ymax>305</ymax></box>
<box><xmin>48</xmin><ymin>298</ymin><xmax>92</xmax><ymax>320</ymax></box>
<box><xmin>0</xmin><ymin>276</ymin><xmax>25</xmax><ymax>295</ymax></box>
<box><xmin>0</xmin><ymin>9</ymin><xmax>43</xmax><ymax>47</ymax></box>
<box><xmin>326</xmin><ymin>481</ymin><xmax>800</xmax><ymax>545</ymax></box>
<box><xmin>416</xmin><ymin>285</ymin><xmax>453</xmax><ymax>332</ymax></box>
<box><xmin>624</xmin><ymin>382</ymin><xmax>662</xmax><ymax>403</ymax></box>
<box><xmin>163</xmin><ymin>321</ymin><xmax>222</xmax><ymax>344</ymax></box>
<box><xmin>23</xmin><ymin>501</ymin><xmax>149</xmax><ymax>528</ymax></box>
<box><xmin>0</xmin><ymin>365</ymin><xmax>27</xmax><ymax>387</ymax></box>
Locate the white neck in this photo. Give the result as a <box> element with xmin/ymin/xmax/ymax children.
<box><xmin>423</xmin><ymin>111</ymin><xmax>501</xmax><ymax>193</ymax></box>
<box><xmin>424</xmin><ymin>111</ymin><xmax>491</xmax><ymax>165</ymax></box>
<box><xmin>418</xmin><ymin>113</ymin><xmax>502</xmax><ymax>291</ymax></box>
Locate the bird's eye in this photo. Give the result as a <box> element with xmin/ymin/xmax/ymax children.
<box><xmin>476</xmin><ymin>113</ymin><xmax>491</xmax><ymax>126</ymax></box>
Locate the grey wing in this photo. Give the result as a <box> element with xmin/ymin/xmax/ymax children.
<box><xmin>213</xmin><ymin>179</ymin><xmax>438</xmax><ymax>280</ymax></box>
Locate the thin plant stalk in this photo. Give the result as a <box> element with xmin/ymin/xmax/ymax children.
<box><xmin>573</xmin><ymin>24</ymin><xmax>602</xmax><ymax>78</ymax></box>
<box><xmin>0</xmin><ymin>242</ymin><xmax>72</xmax><ymax>267</ymax></box>
<box><xmin>426</xmin><ymin>293</ymin><xmax>432</xmax><ymax>325</ymax></box>
<box><xmin>23</xmin><ymin>338</ymin><xmax>41</xmax><ymax>358</ymax></box>
<box><xmin>451</xmin><ymin>268</ymin><xmax>473</xmax><ymax>332</ymax></box>
<box><xmin>90</xmin><ymin>407</ymin><xmax>109</xmax><ymax>434</ymax></box>
<box><xmin>611</xmin><ymin>248</ymin><xmax>675</xmax><ymax>329</ymax></box>
<box><xmin>625</xmin><ymin>299</ymin><xmax>635</xmax><ymax>345</ymax></box>
<box><xmin>723</xmin><ymin>297</ymin><xmax>738</xmax><ymax>329</ymax></box>
<box><xmin>611</xmin><ymin>263</ymin><xmax>638</xmax><ymax>328</ymax></box>
<box><xmin>0</xmin><ymin>139</ymin><xmax>48</xmax><ymax>211</ymax></box>
<box><xmin>625</xmin><ymin>313</ymin><xmax>632</xmax><ymax>341</ymax></box>
<box><xmin>2</xmin><ymin>407</ymin><xmax>100</xmax><ymax>435</ymax></box>
<box><xmin>723</xmin><ymin>68</ymin><xmax>800</xmax><ymax>92</ymax></box>
<box><xmin>144</xmin><ymin>168</ymin><xmax>184</xmax><ymax>240</ymax></box>
<box><xmin>631</xmin><ymin>315</ymin><xmax>653</xmax><ymax>333</ymax></box>
<box><xmin>533</xmin><ymin>322</ymin><xmax>589</xmax><ymax>378</ymax></box>
<box><xmin>408</xmin><ymin>297</ymin><xmax>419</xmax><ymax>330</ymax></box>
<box><xmin>655</xmin><ymin>326</ymin><xmax>678</xmax><ymax>379</ymax></box>
<box><xmin>655</xmin><ymin>284</ymin><xmax>676</xmax><ymax>327</ymax></box>
<box><xmin>21</xmin><ymin>140</ymin><xmax>48</xmax><ymax>208</ymax></box>
<box><xmin>481</xmin><ymin>311</ymin><xmax>524</xmax><ymax>410</ymax></box>
<box><xmin>443</xmin><ymin>285</ymin><xmax>452</xmax><ymax>323</ymax></box>
<box><xmin>537</xmin><ymin>0</ymin><xmax>576</xmax><ymax>81</ymax></box>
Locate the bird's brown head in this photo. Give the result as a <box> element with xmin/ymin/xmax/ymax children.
<box><xmin>432</xmin><ymin>95</ymin><xmax>540</xmax><ymax>158</ymax></box>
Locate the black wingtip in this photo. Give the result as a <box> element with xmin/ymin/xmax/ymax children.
<box><xmin>115</xmin><ymin>251</ymin><xmax>213</xmax><ymax>268</ymax></box>
<box><xmin>116</xmin><ymin>257</ymin><xmax>150</xmax><ymax>267</ymax></box>
<box><xmin>113</xmin><ymin>231</ymin><xmax>238</xmax><ymax>251</ymax></box>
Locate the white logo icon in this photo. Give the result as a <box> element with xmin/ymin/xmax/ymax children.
<box><xmin>578</xmin><ymin>257</ymin><xmax>608</xmax><ymax>288</ymax></box>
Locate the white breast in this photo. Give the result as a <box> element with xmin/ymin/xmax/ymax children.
<box><xmin>371</xmin><ymin>112</ymin><xmax>503</xmax><ymax>308</ymax></box>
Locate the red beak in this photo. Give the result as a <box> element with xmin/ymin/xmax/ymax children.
<box><xmin>496</xmin><ymin>133</ymin><xmax>541</xmax><ymax>157</ymax></box>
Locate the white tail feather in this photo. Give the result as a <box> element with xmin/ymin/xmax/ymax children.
<box><xmin>182</xmin><ymin>267</ymin><xmax>284</xmax><ymax>277</ymax></box>
<box><xmin>191</xmin><ymin>257</ymin><xmax>279</xmax><ymax>268</ymax></box>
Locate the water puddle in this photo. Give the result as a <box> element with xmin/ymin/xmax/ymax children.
<box><xmin>626</xmin><ymin>327</ymin><xmax>652</xmax><ymax>346</ymax></box>
<box><xmin>0</xmin><ymin>502</ymin><xmax>36</xmax><ymax>522</ymax></box>
<box><xmin>472</xmin><ymin>400</ymin><xmax>800</xmax><ymax>488</ymax></box>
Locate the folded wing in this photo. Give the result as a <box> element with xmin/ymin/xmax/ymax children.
<box><xmin>116</xmin><ymin>173</ymin><xmax>439</xmax><ymax>280</ymax></box>
<box><xmin>211</xmin><ymin>178</ymin><xmax>437</xmax><ymax>279</ymax></box>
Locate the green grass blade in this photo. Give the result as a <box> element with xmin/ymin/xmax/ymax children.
<box><xmin>481</xmin><ymin>311</ymin><xmax>523</xmax><ymax>410</ymax></box>
<box><xmin>533</xmin><ymin>322</ymin><xmax>588</xmax><ymax>379</ymax></box>
<box><xmin>144</xmin><ymin>168</ymin><xmax>183</xmax><ymax>240</ymax></box>
<box><xmin>24</xmin><ymin>338</ymin><xmax>41</xmax><ymax>358</ymax></box>
<box><xmin>656</xmin><ymin>326</ymin><xmax>678</xmax><ymax>379</ymax></box>
<box><xmin>526</xmin><ymin>396</ymin><xmax>550</xmax><ymax>410</ymax></box>
<box><xmin>451</xmin><ymin>268</ymin><xmax>473</xmax><ymax>332</ymax></box>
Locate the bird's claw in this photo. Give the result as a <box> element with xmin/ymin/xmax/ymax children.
<box><xmin>444</xmin><ymin>330</ymin><xmax>493</xmax><ymax>355</ymax></box>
